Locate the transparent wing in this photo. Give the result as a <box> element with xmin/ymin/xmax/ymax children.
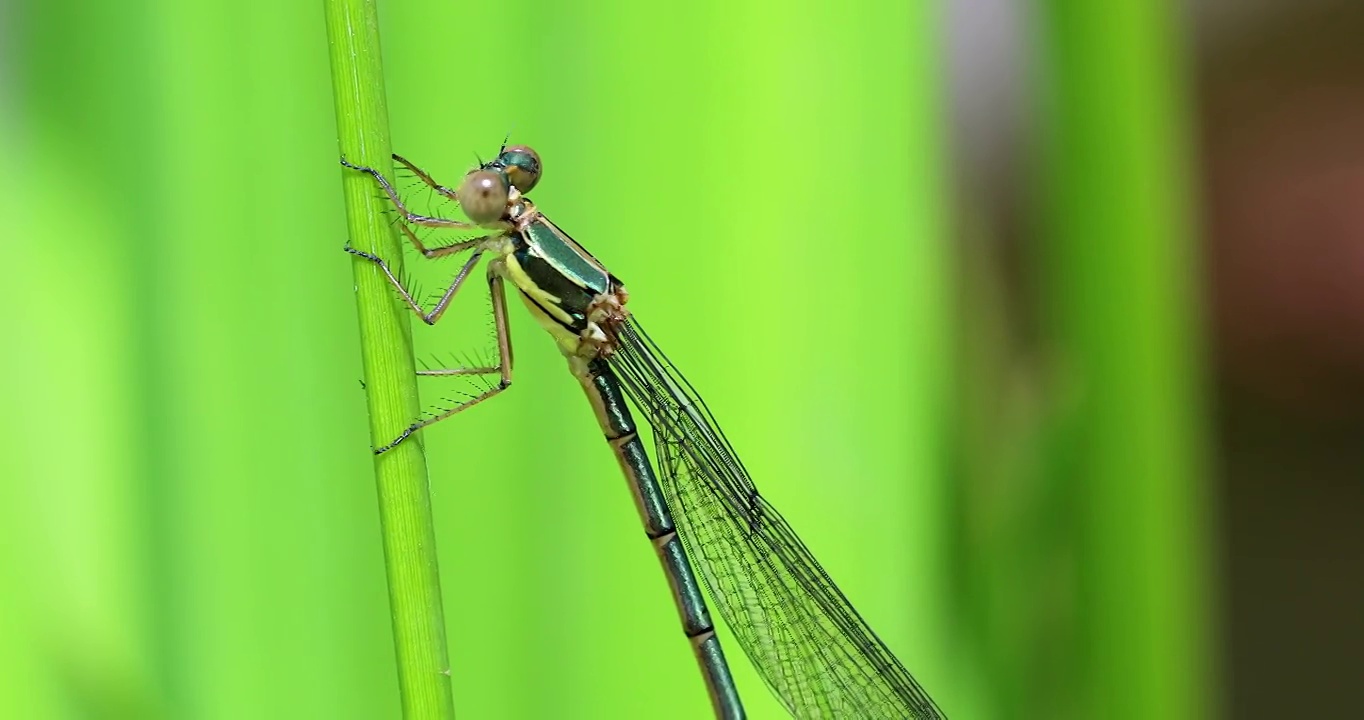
<box><xmin>609</xmin><ymin>319</ymin><xmax>946</xmax><ymax>720</ymax></box>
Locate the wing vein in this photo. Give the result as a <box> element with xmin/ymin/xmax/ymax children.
<box><xmin>607</xmin><ymin>318</ymin><xmax>945</xmax><ymax>719</ymax></box>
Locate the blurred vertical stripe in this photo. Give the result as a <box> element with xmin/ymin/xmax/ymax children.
<box><xmin>1035</xmin><ymin>2</ymin><xmax>1211</xmax><ymax>720</ymax></box>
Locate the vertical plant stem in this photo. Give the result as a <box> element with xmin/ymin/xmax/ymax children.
<box><xmin>322</xmin><ymin>1</ymin><xmax>456</xmax><ymax>717</ymax></box>
<box><xmin>1036</xmin><ymin>2</ymin><xmax>1211</xmax><ymax>719</ymax></box>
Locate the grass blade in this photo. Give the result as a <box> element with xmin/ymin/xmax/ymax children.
<box><xmin>322</xmin><ymin>0</ymin><xmax>457</xmax><ymax>716</ymax></box>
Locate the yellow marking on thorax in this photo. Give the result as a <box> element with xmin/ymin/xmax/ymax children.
<box><xmin>493</xmin><ymin>251</ymin><xmax>582</xmax><ymax>357</ymax></box>
<box><xmin>516</xmin><ymin>292</ymin><xmax>583</xmax><ymax>357</ymax></box>
<box><xmin>501</xmin><ymin>250</ymin><xmax>576</xmax><ymax>327</ymax></box>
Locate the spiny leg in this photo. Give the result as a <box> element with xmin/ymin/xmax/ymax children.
<box><xmin>345</xmin><ymin>245</ymin><xmax>483</xmax><ymax>325</ymax></box>
<box><xmin>391</xmin><ymin>222</ymin><xmax>494</xmax><ymax>260</ymax></box>
<box><xmin>341</xmin><ymin>156</ymin><xmax>511</xmax><ymax>227</ymax></box>
<box><xmin>340</xmin><ymin>156</ymin><xmax>478</xmax><ymax>232</ymax></box>
<box><xmin>342</xmin><ymin>156</ymin><xmax>508</xmax><ymax>259</ymax></box>
<box><xmin>393</xmin><ymin>153</ymin><xmax>457</xmax><ymax>202</ymax></box>
<box><xmin>385</xmin><ymin>154</ymin><xmax>484</xmax><ymax>258</ymax></box>
<box><xmin>375</xmin><ymin>268</ymin><xmax>515</xmax><ymax>455</ymax></box>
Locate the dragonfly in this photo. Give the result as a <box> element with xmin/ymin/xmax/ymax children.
<box><xmin>339</xmin><ymin>144</ymin><xmax>947</xmax><ymax>720</ymax></box>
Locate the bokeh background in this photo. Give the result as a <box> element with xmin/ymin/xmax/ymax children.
<box><xmin>2</xmin><ymin>0</ymin><xmax>1359</xmax><ymax>718</ymax></box>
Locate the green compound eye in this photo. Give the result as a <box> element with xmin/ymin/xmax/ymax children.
<box><xmin>500</xmin><ymin>144</ymin><xmax>542</xmax><ymax>193</ymax></box>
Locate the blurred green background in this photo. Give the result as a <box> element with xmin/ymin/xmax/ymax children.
<box><xmin>5</xmin><ymin>0</ymin><xmax>1363</xmax><ymax>718</ymax></box>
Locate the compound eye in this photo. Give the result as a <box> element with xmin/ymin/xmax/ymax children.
<box><xmin>458</xmin><ymin>170</ymin><xmax>509</xmax><ymax>224</ymax></box>
<box><xmin>501</xmin><ymin>144</ymin><xmax>542</xmax><ymax>193</ymax></box>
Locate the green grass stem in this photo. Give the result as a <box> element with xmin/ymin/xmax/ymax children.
<box><xmin>1036</xmin><ymin>1</ymin><xmax>1211</xmax><ymax>719</ymax></box>
<box><xmin>322</xmin><ymin>0</ymin><xmax>457</xmax><ymax>717</ymax></box>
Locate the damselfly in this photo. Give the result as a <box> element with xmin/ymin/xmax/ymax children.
<box><xmin>340</xmin><ymin>145</ymin><xmax>946</xmax><ymax>720</ymax></box>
